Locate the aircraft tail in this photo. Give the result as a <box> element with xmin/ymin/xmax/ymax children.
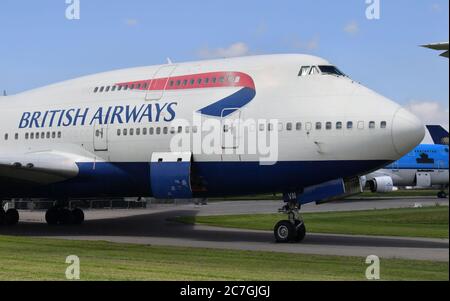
<box><xmin>426</xmin><ymin>125</ymin><xmax>449</xmax><ymax>145</ymax></box>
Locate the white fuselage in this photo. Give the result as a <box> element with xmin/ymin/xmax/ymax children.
<box><xmin>0</xmin><ymin>54</ymin><xmax>425</xmax><ymax>199</ymax></box>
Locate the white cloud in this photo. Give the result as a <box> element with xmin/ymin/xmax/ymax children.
<box><xmin>290</xmin><ymin>35</ymin><xmax>320</xmax><ymax>51</ymax></box>
<box><xmin>431</xmin><ymin>3</ymin><xmax>442</xmax><ymax>13</ymax></box>
<box><xmin>197</xmin><ymin>42</ymin><xmax>251</xmax><ymax>59</ymax></box>
<box><xmin>405</xmin><ymin>100</ymin><xmax>449</xmax><ymax>143</ymax></box>
<box><xmin>124</xmin><ymin>19</ymin><xmax>138</xmax><ymax>27</ymax></box>
<box><xmin>344</xmin><ymin>21</ymin><xmax>359</xmax><ymax>35</ymax></box>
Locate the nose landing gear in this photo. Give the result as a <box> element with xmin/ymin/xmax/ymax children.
<box><xmin>274</xmin><ymin>200</ymin><xmax>306</xmax><ymax>243</ymax></box>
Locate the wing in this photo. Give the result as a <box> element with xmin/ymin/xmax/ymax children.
<box><xmin>422</xmin><ymin>42</ymin><xmax>449</xmax><ymax>58</ymax></box>
<box><xmin>0</xmin><ymin>150</ymin><xmax>83</xmax><ymax>185</ymax></box>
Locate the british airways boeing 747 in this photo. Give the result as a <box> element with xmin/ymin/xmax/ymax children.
<box><xmin>0</xmin><ymin>54</ymin><xmax>425</xmax><ymax>242</ymax></box>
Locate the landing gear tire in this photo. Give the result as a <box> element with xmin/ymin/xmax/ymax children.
<box><xmin>5</xmin><ymin>209</ymin><xmax>19</xmax><ymax>226</ymax></box>
<box><xmin>45</xmin><ymin>208</ymin><xmax>59</xmax><ymax>225</ymax></box>
<box><xmin>437</xmin><ymin>191</ymin><xmax>448</xmax><ymax>199</ymax></box>
<box><xmin>0</xmin><ymin>208</ymin><xmax>5</xmax><ymax>225</ymax></box>
<box><xmin>274</xmin><ymin>220</ymin><xmax>295</xmax><ymax>243</ymax></box>
<box><xmin>71</xmin><ymin>208</ymin><xmax>85</xmax><ymax>225</ymax></box>
<box><xmin>58</xmin><ymin>208</ymin><xmax>73</xmax><ymax>225</ymax></box>
<box><xmin>293</xmin><ymin>220</ymin><xmax>306</xmax><ymax>242</ymax></box>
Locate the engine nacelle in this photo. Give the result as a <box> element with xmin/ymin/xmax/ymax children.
<box><xmin>368</xmin><ymin>176</ymin><xmax>394</xmax><ymax>193</ymax></box>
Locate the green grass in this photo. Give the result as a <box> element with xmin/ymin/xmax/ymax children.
<box><xmin>178</xmin><ymin>206</ymin><xmax>449</xmax><ymax>239</ymax></box>
<box><xmin>0</xmin><ymin>236</ymin><xmax>447</xmax><ymax>281</ymax></box>
<box><xmin>209</xmin><ymin>190</ymin><xmax>444</xmax><ymax>201</ymax></box>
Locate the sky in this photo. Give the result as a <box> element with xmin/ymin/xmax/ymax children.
<box><xmin>0</xmin><ymin>0</ymin><xmax>448</xmax><ymax>134</ymax></box>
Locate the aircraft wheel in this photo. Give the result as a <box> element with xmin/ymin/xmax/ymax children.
<box><xmin>5</xmin><ymin>209</ymin><xmax>19</xmax><ymax>225</ymax></box>
<box><xmin>274</xmin><ymin>220</ymin><xmax>295</xmax><ymax>243</ymax></box>
<box><xmin>293</xmin><ymin>220</ymin><xmax>306</xmax><ymax>242</ymax></box>
<box><xmin>0</xmin><ymin>208</ymin><xmax>5</xmax><ymax>225</ymax></box>
<box><xmin>45</xmin><ymin>208</ymin><xmax>59</xmax><ymax>225</ymax></box>
<box><xmin>58</xmin><ymin>208</ymin><xmax>73</xmax><ymax>225</ymax></box>
<box><xmin>437</xmin><ymin>191</ymin><xmax>448</xmax><ymax>199</ymax></box>
<box><xmin>71</xmin><ymin>208</ymin><xmax>85</xmax><ymax>225</ymax></box>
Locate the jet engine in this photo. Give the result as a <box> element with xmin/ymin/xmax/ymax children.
<box><xmin>367</xmin><ymin>176</ymin><xmax>394</xmax><ymax>193</ymax></box>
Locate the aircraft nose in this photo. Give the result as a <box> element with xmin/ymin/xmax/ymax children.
<box><xmin>392</xmin><ymin>108</ymin><xmax>425</xmax><ymax>156</ymax></box>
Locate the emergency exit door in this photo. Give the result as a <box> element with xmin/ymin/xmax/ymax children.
<box><xmin>93</xmin><ymin>122</ymin><xmax>108</xmax><ymax>151</ymax></box>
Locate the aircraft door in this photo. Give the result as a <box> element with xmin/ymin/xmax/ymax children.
<box><xmin>416</xmin><ymin>172</ymin><xmax>432</xmax><ymax>187</ymax></box>
<box><xmin>93</xmin><ymin>122</ymin><xmax>108</xmax><ymax>151</ymax></box>
<box><xmin>221</xmin><ymin>109</ymin><xmax>241</xmax><ymax>150</ymax></box>
<box><xmin>146</xmin><ymin>65</ymin><xmax>177</xmax><ymax>101</ymax></box>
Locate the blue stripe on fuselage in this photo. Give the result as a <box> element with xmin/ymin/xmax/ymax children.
<box><xmin>0</xmin><ymin>160</ymin><xmax>390</xmax><ymax>199</ymax></box>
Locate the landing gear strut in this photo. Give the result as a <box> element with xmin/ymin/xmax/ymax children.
<box><xmin>45</xmin><ymin>207</ymin><xmax>85</xmax><ymax>225</ymax></box>
<box><xmin>274</xmin><ymin>200</ymin><xmax>306</xmax><ymax>243</ymax></box>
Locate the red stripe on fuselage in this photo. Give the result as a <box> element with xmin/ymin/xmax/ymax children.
<box><xmin>115</xmin><ymin>71</ymin><xmax>255</xmax><ymax>92</ymax></box>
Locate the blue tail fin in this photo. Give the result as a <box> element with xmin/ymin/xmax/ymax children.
<box><xmin>426</xmin><ymin>125</ymin><xmax>449</xmax><ymax>145</ymax></box>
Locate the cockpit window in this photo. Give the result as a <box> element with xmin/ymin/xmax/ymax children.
<box><xmin>318</xmin><ymin>65</ymin><xmax>346</xmax><ymax>76</ymax></box>
<box><xmin>299</xmin><ymin>66</ymin><xmax>311</xmax><ymax>76</ymax></box>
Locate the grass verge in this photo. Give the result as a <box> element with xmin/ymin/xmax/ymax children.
<box><xmin>177</xmin><ymin>206</ymin><xmax>449</xmax><ymax>239</ymax></box>
<box><xmin>0</xmin><ymin>236</ymin><xmax>447</xmax><ymax>281</ymax></box>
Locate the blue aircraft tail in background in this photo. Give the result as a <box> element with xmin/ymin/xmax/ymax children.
<box><xmin>427</xmin><ymin>125</ymin><xmax>449</xmax><ymax>145</ymax></box>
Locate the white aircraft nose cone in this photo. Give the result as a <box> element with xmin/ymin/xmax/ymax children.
<box><xmin>392</xmin><ymin>108</ymin><xmax>425</xmax><ymax>156</ymax></box>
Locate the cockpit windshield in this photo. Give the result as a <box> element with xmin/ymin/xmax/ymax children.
<box><xmin>318</xmin><ymin>65</ymin><xmax>346</xmax><ymax>77</ymax></box>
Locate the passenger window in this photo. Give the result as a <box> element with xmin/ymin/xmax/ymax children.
<box><xmin>296</xmin><ymin>122</ymin><xmax>302</xmax><ymax>131</ymax></box>
<box><xmin>347</xmin><ymin>122</ymin><xmax>353</xmax><ymax>129</ymax></box>
<box><xmin>156</xmin><ymin>127</ymin><xmax>161</xmax><ymax>135</ymax></box>
<box><xmin>46</xmin><ymin>132</ymin><xmax>50</xmax><ymax>139</ymax></box>
<box><xmin>149</xmin><ymin>127</ymin><xmax>154</xmax><ymax>135</ymax></box>
<box><xmin>99</xmin><ymin>87</ymin><xmax>104</xmax><ymax>92</ymax></box>
<box><xmin>117</xmin><ymin>129</ymin><xmax>121</xmax><ymax>136</ymax></box>
<box><xmin>15</xmin><ymin>133</ymin><xmax>19</xmax><ymax>140</ymax></box>
<box><xmin>381</xmin><ymin>121</ymin><xmax>387</xmax><ymax>129</ymax></box>
<box><xmin>299</xmin><ymin>66</ymin><xmax>311</xmax><ymax>76</ymax></box>
<box><xmin>278</xmin><ymin>122</ymin><xmax>283</xmax><ymax>132</ymax></box>
<box><xmin>94</xmin><ymin>87</ymin><xmax>99</xmax><ymax>93</ymax></box>
<box><xmin>111</xmin><ymin>86</ymin><xmax>116</xmax><ymax>92</ymax></box>
<box><xmin>52</xmin><ymin>132</ymin><xmax>56</xmax><ymax>138</ymax></box>
<box><xmin>369</xmin><ymin>121</ymin><xmax>376</xmax><ymax>129</ymax></box>
<box><xmin>190</xmin><ymin>79</ymin><xmax>195</xmax><ymax>85</ymax></box>
<box><xmin>336</xmin><ymin>122</ymin><xmax>342</xmax><ymax>130</ymax></box>
<box><xmin>123</xmin><ymin>129</ymin><xmax>127</xmax><ymax>136</ymax></box>
<box><xmin>25</xmin><ymin>133</ymin><xmax>29</xmax><ymax>140</ymax></box>
<box><xmin>316</xmin><ymin>122</ymin><xmax>322</xmax><ymax>130</ymax></box>
<box><xmin>178</xmin><ymin>126</ymin><xmax>183</xmax><ymax>133</ymax></box>
<box><xmin>105</xmin><ymin>86</ymin><xmax>110</xmax><ymax>92</ymax></box>
<box><xmin>259</xmin><ymin>124</ymin><xmax>265</xmax><ymax>131</ymax></box>
<box><xmin>130</xmin><ymin>128</ymin><xmax>134</xmax><ymax>136</ymax></box>
<box><xmin>58</xmin><ymin>132</ymin><xmax>61</xmax><ymax>138</ymax></box>
<box><xmin>358</xmin><ymin>121</ymin><xmax>364</xmax><ymax>129</ymax></box>
<box><xmin>143</xmin><ymin>128</ymin><xmax>148</xmax><ymax>135</ymax></box>
<box><xmin>326</xmin><ymin>122</ymin><xmax>332</xmax><ymax>130</ymax></box>
<box><xmin>286</xmin><ymin>123</ymin><xmax>293</xmax><ymax>131</ymax></box>
<box><xmin>136</xmin><ymin>128</ymin><xmax>141</xmax><ymax>135</ymax></box>
<box><xmin>30</xmin><ymin>133</ymin><xmax>34</xmax><ymax>139</ymax></box>
<box><xmin>118</xmin><ymin>86</ymin><xmax>123</xmax><ymax>91</ymax></box>
<box><xmin>305</xmin><ymin>122</ymin><xmax>312</xmax><ymax>131</ymax></box>
<box><xmin>41</xmin><ymin>132</ymin><xmax>45</xmax><ymax>139</ymax></box>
